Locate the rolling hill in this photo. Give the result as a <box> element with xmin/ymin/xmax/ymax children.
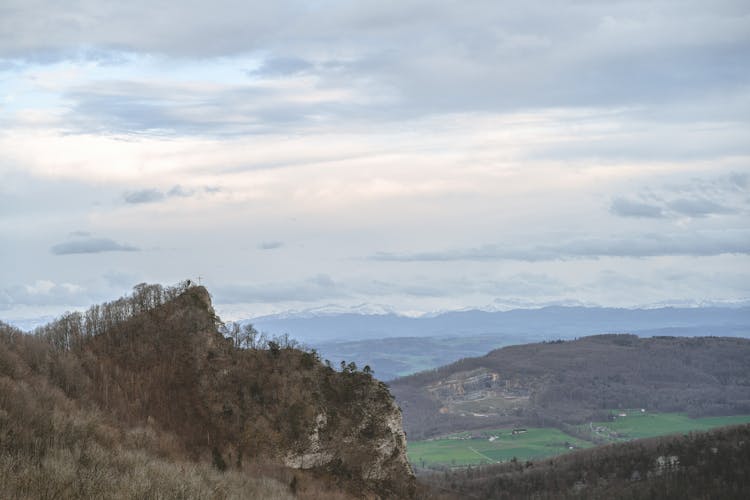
<box><xmin>389</xmin><ymin>334</ymin><xmax>750</xmax><ymax>440</ymax></box>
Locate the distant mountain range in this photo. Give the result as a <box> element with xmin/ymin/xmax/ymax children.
<box><xmin>241</xmin><ymin>305</ymin><xmax>750</xmax><ymax>381</ymax></box>
<box><xmin>246</xmin><ymin>305</ymin><xmax>750</xmax><ymax>344</ymax></box>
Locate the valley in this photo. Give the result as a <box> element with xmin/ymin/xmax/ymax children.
<box><xmin>408</xmin><ymin>411</ymin><xmax>750</xmax><ymax>468</ymax></box>
<box><xmin>390</xmin><ymin>335</ymin><xmax>750</xmax><ymax>440</ymax></box>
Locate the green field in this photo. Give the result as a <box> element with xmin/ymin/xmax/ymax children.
<box><xmin>408</xmin><ymin>427</ymin><xmax>593</xmax><ymax>467</ymax></box>
<box><xmin>408</xmin><ymin>412</ymin><xmax>750</xmax><ymax>468</ymax></box>
<box><xmin>584</xmin><ymin>410</ymin><xmax>750</xmax><ymax>442</ymax></box>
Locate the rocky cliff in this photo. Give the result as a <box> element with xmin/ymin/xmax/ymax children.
<box><xmin>18</xmin><ymin>284</ymin><xmax>416</xmax><ymax>498</ymax></box>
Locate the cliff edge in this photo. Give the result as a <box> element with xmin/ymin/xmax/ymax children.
<box><xmin>21</xmin><ymin>283</ymin><xmax>415</xmax><ymax>498</ymax></box>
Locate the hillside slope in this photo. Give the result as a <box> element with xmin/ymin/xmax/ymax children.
<box><xmin>0</xmin><ymin>284</ymin><xmax>415</xmax><ymax>499</ymax></box>
<box><xmin>390</xmin><ymin>334</ymin><xmax>750</xmax><ymax>439</ymax></box>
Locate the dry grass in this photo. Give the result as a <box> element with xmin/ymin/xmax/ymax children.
<box><xmin>0</xmin><ymin>445</ymin><xmax>295</xmax><ymax>500</ymax></box>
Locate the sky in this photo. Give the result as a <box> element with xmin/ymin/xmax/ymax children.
<box><xmin>1</xmin><ymin>0</ymin><xmax>749</xmax><ymax>325</ymax></box>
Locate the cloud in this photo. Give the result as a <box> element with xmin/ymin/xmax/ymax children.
<box><xmin>4</xmin><ymin>1</ymin><xmax>747</xmax><ymax>133</ymax></box>
<box><xmin>167</xmin><ymin>185</ymin><xmax>192</xmax><ymax>197</ymax></box>
<box><xmin>213</xmin><ymin>274</ymin><xmax>345</xmax><ymax>304</ymax></box>
<box><xmin>51</xmin><ymin>237</ymin><xmax>139</xmax><ymax>255</ymax></box>
<box><xmin>258</xmin><ymin>241</ymin><xmax>283</xmax><ymax>250</ymax></box>
<box><xmin>1</xmin><ymin>280</ymin><xmax>90</xmax><ymax>309</ymax></box>
<box><xmin>371</xmin><ymin>230</ymin><xmax>750</xmax><ymax>262</ymax></box>
<box><xmin>61</xmin><ymin>78</ymin><xmax>344</xmax><ymax>135</ymax></box>
<box><xmin>667</xmin><ymin>198</ymin><xmax>737</xmax><ymax>217</ymax></box>
<box><xmin>356</xmin><ymin>273</ymin><xmax>569</xmax><ymax>299</ymax></box>
<box><xmin>249</xmin><ymin>57</ymin><xmax>313</xmax><ymax>77</ymax></box>
<box><xmin>102</xmin><ymin>270</ymin><xmax>140</xmax><ymax>288</ymax></box>
<box><xmin>609</xmin><ymin>197</ymin><xmax>664</xmax><ymax>218</ymax></box>
<box><xmin>124</xmin><ymin>188</ymin><xmax>165</xmax><ymax>204</ymax></box>
<box><xmin>610</xmin><ymin>172</ymin><xmax>748</xmax><ymax>220</ymax></box>
<box><xmin>124</xmin><ymin>185</ymin><xmax>194</xmax><ymax>204</ymax></box>
<box><xmin>2</xmin><ymin>2</ymin><xmax>749</xmax><ymax>320</ymax></box>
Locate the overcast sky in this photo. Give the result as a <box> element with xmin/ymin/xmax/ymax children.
<box><xmin>1</xmin><ymin>0</ymin><xmax>749</xmax><ymax>325</ymax></box>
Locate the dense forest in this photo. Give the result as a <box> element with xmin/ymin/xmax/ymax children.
<box><xmin>0</xmin><ymin>283</ymin><xmax>414</xmax><ymax>499</ymax></box>
<box><xmin>391</xmin><ymin>334</ymin><xmax>750</xmax><ymax>440</ymax></box>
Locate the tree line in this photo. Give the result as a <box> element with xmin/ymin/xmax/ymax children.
<box><xmin>32</xmin><ymin>281</ymin><xmax>196</xmax><ymax>352</ymax></box>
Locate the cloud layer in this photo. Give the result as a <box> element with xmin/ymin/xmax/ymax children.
<box><xmin>371</xmin><ymin>230</ymin><xmax>750</xmax><ymax>262</ymax></box>
<box><xmin>51</xmin><ymin>238</ymin><xmax>139</xmax><ymax>255</ymax></box>
<box><xmin>1</xmin><ymin>1</ymin><xmax>748</xmax><ymax>321</ymax></box>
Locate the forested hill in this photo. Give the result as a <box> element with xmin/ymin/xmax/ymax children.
<box><xmin>0</xmin><ymin>283</ymin><xmax>415</xmax><ymax>499</ymax></box>
<box><xmin>390</xmin><ymin>334</ymin><xmax>750</xmax><ymax>440</ymax></box>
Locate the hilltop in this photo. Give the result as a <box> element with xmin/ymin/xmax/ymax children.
<box><xmin>0</xmin><ymin>283</ymin><xmax>414</xmax><ymax>499</ymax></box>
<box><xmin>390</xmin><ymin>334</ymin><xmax>750</xmax><ymax>440</ymax></box>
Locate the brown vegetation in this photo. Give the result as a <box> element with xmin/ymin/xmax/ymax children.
<box><xmin>0</xmin><ymin>283</ymin><xmax>414</xmax><ymax>499</ymax></box>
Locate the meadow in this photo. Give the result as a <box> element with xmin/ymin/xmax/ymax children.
<box><xmin>408</xmin><ymin>427</ymin><xmax>593</xmax><ymax>468</ymax></box>
<box><xmin>584</xmin><ymin>410</ymin><xmax>750</xmax><ymax>442</ymax></box>
<box><xmin>408</xmin><ymin>412</ymin><xmax>750</xmax><ymax>468</ymax></box>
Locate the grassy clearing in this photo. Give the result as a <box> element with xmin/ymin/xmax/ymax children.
<box><xmin>408</xmin><ymin>427</ymin><xmax>593</xmax><ymax>467</ymax></box>
<box><xmin>408</xmin><ymin>412</ymin><xmax>750</xmax><ymax>468</ymax></box>
<box><xmin>584</xmin><ymin>410</ymin><xmax>750</xmax><ymax>442</ymax></box>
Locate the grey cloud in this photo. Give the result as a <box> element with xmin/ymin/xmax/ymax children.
<box><xmin>308</xmin><ymin>274</ymin><xmax>335</xmax><ymax>288</ymax></box>
<box><xmin>610</xmin><ymin>197</ymin><xmax>664</xmax><ymax>218</ymax></box>
<box><xmin>0</xmin><ymin>169</ymin><xmax>119</xmax><ymax>218</ymax></box>
<box><xmin>124</xmin><ymin>185</ymin><xmax>194</xmax><ymax>204</ymax></box>
<box><xmin>610</xmin><ymin>172</ymin><xmax>748</xmax><ymax>220</ymax></box>
<box><xmin>359</xmin><ymin>273</ymin><xmax>568</xmax><ymax>298</ymax></box>
<box><xmin>5</xmin><ymin>1</ymin><xmax>746</xmax><ymax>132</ymax></box>
<box><xmin>668</xmin><ymin>198</ymin><xmax>737</xmax><ymax>217</ymax></box>
<box><xmin>371</xmin><ymin>230</ymin><xmax>750</xmax><ymax>262</ymax></box>
<box><xmin>258</xmin><ymin>241</ymin><xmax>283</xmax><ymax>250</ymax></box>
<box><xmin>102</xmin><ymin>270</ymin><xmax>140</xmax><ymax>288</ymax></box>
<box><xmin>167</xmin><ymin>185</ymin><xmax>192</xmax><ymax>197</ymax></box>
<box><xmin>63</xmin><ymin>80</ymin><xmax>324</xmax><ymax>135</ymax></box>
<box><xmin>371</xmin><ymin>246</ymin><xmax>537</xmax><ymax>263</ymax></box>
<box><xmin>1</xmin><ymin>282</ymin><xmax>91</xmax><ymax>309</ymax></box>
<box><xmin>214</xmin><ymin>275</ymin><xmax>346</xmax><ymax>304</ymax></box>
<box><xmin>728</xmin><ymin>172</ymin><xmax>749</xmax><ymax>190</ymax></box>
<box><xmin>249</xmin><ymin>57</ymin><xmax>313</xmax><ymax>77</ymax></box>
<box><xmin>68</xmin><ymin>230</ymin><xmax>92</xmax><ymax>237</ymax></box>
<box><xmin>124</xmin><ymin>188</ymin><xmax>165</xmax><ymax>204</ymax></box>
<box><xmin>661</xmin><ymin>171</ymin><xmax>750</xmax><ymax>197</ymax></box>
<box><xmin>51</xmin><ymin>237</ymin><xmax>139</xmax><ymax>255</ymax></box>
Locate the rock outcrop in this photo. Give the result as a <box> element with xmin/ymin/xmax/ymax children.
<box><xmin>58</xmin><ymin>284</ymin><xmax>414</xmax><ymax>498</ymax></box>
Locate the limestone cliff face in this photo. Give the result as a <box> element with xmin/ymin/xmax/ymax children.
<box><xmin>82</xmin><ymin>285</ymin><xmax>414</xmax><ymax>498</ymax></box>
<box><xmin>283</xmin><ymin>380</ymin><xmax>415</xmax><ymax>497</ymax></box>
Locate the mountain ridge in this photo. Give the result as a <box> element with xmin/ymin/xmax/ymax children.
<box><xmin>245</xmin><ymin>305</ymin><xmax>750</xmax><ymax>344</ymax></box>
<box><xmin>0</xmin><ymin>283</ymin><xmax>415</xmax><ymax>499</ymax></box>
